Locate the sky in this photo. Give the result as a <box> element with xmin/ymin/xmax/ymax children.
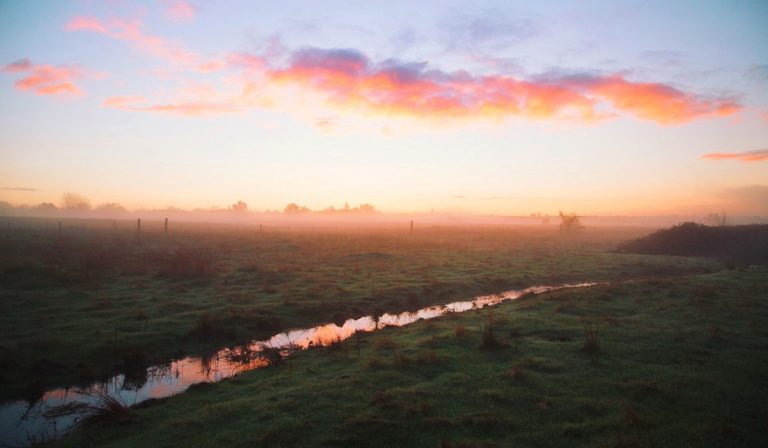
<box><xmin>1</xmin><ymin>0</ymin><xmax>767</xmax><ymax>216</ymax></box>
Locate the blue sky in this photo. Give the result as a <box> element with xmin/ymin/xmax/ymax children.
<box><xmin>1</xmin><ymin>0</ymin><xmax>767</xmax><ymax>215</ymax></box>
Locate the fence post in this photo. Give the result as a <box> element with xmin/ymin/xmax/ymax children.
<box><xmin>356</xmin><ymin>331</ymin><xmax>361</xmax><ymax>357</ymax></box>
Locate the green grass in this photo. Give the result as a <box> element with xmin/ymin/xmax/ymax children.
<box><xmin>0</xmin><ymin>219</ymin><xmax>718</xmax><ymax>401</ymax></box>
<box><xmin>46</xmin><ymin>267</ymin><xmax>768</xmax><ymax>447</ymax></box>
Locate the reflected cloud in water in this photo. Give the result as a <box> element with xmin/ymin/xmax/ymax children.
<box><xmin>0</xmin><ymin>282</ymin><xmax>595</xmax><ymax>445</ymax></box>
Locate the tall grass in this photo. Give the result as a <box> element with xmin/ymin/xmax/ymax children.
<box><xmin>71</xmin><ymin>393</ymin><xmax>135</xmax><ymax>430</ymax></box>
<box><xmin>480</xmin><ymin>312</ymin><xmax>507</xmax><ymax>350</ymax></box>
<box><xmin>160</xmin><ymin>247</ymin><xmax>216</xmax><ymax>279</ymax></box>
<box><xmin>582</xmin><ymin>319</ymin><xmax>600</xmax><ymax>355</ymax></box>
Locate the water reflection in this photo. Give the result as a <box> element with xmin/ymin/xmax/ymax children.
<box><xmin>0</xmin><ymin>282</ymin><xmax>594</xmax><ymax>445</ymax></box>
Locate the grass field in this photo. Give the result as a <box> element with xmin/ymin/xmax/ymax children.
<box><xmin>0</xmin><ymin>221</ymin><xmax>718</xmax><ymax>400</ymax></box>
<box><xmin>0</xmin><ymin>219</ymin><xmax>716</xmax><ymax>402</ymax></box>
<box><xmin>45</xmin><ymin>266</ymin><xmax>768</xmax><ymax>448</ymax></box>
<box><xmin>6</xmin><ymin>218</ymin><xmax>766</xmax><ymax>448</ymax></box>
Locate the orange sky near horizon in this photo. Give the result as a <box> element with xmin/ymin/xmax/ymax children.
<box><xmin>1</xmin><ymin>1</ymin><xmax>767</xmax><ymax>217</ymax></box>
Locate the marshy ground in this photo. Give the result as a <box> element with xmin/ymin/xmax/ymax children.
<box><xmin>47</xmin><ymin>267</ymin><xmax>768</xmax><ymax>448</ymax></box>
<box><xmin>1</xmin><ymin>218</ymin><xmax>766</xmax><ymax>446</ymax></box>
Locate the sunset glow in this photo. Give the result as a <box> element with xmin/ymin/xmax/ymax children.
<box><xmin>1</xmin><ymin>1</ymin><xmax>767</xmax><ymax>216</ymax></box>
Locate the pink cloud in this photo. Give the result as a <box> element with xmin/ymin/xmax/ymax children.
<box><xmin>227</xmin><ymin>47</ymin><xmax>740</xmax><ymax>124</ymax></box>
<box><xmin>64</xmin><ymin>16</ymin><xmax>108</xmax><ymax>33</ymax></box>
<box><xmin>102</xmin><ymin>95</ymin><xmax>238</xmax><ymax>116</ymax></box>
<box><xmin>95</xmin><ymin>42</ymin><xmax>741</xmax><ymax>124</ymax></box>
<box><xmin>4</xmin><ymin>59</ymin><xmax>33</xmax><ymax>72</ymax></box>
<box><xmin>702</xmin><ymin>149</ymin><xmax>768</xmax><ymax>162</ymax></box>
<box><xmin>564</xmin><ymin>75</ymin><xmax>739</xmax><ymax>124</ymax></box>
<box><xmin>163</xmin><ymin>1</ymin><xmax>196</xmax><ymax>22</ymax></box>
<box><xmin>64</xmin><ymin>15</ymin><xmax>219</xmax><ymax>72</ymax></box>
<box><xmin>3</xmin><ymin>59</ymin><xmax>85</xmax><ymax>96</ymax></box>
<box><xmin>227</xmin><ymin>53</ymin><xmax>264</xmax><ymax>71</ymax></box>
<box><xmin>102</xmin><ymin>96</ymin><xmax>148</xmax><ymax>108</ymax></box>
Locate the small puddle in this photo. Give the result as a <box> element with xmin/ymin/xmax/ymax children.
<box><xmin>0</xmin><ymin>282</ymin><xmax>595</xmax><ymax>445</ymax></box>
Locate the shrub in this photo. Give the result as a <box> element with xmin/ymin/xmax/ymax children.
<box><xmin>480</xmin><ymin>313</ymin><xmax>507</xmax><ymax>350</ymax></box>
<box><xmin>618</xmin><ymin>222</ymin><xmax>768</xmax><ymax>265</ymax></box>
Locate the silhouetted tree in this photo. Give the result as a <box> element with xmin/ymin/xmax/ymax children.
<box><xmin>284</xmin><ymin>203</ymin><xmax>310</xmax><ymax>213</ymax></box>
<box><xmin>34</xmin><ymin>202</ymin><xmax>57</xmax><ymax>211</ymax></box>
<box><xmin>95</xmin><ymin>202</ymin><xmax>126</xmax><ymax>212</ymax></box>
<box><xmin>558</xmin><ymin>211</ymin><xmax>582</xmax><ymax>232</ymax></box>
<box><xmin>705</xmin><ymin>212</ymin><xmax>729</xmax><ymax>227</ymax></box>
<box><xmin>358</xmin><ymin>203</ymin><xmax>376</xmax><ymax>213</ymax></box>
<box><xmin>61</xmin><ymin>192</ymin><xmax>91</xmax><ymax>210</ymax></box>
<box><xmin>231</xmin><ymin>200</ymin><xmax>248</xmax><ymax>212</ymax></box>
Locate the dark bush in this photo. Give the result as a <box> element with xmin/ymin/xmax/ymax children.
<box><xmin>618</xmin><ymin>222</ymin><xmax>768</xmax><ymax>265</ymax></box>
<box><xmin>480</xmin><ymin>313</ymin><xmax>507</xmax><ymax>350</ymax></box>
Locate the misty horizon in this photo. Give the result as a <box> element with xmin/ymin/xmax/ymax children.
<box><xmin>1</xmin><ymin>194</ymin><xmax>765</xmax><ymax>229</ymax></box>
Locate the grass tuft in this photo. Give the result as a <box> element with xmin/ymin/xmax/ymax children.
<box><xmin>582</xmin><ymin>319</ymin><xmax>600</xmax><ymax>355</ymax></box>
<box><xmin>72</xmin><ymin>393</ymin><xmax>135</xmax><ymax>430</ymax></box>
<box><xmin>480</xmin><ymin>312</ymin><xmax>507</xmax><ymax>350</ymax></box>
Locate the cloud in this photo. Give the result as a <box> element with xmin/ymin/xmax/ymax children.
<box><xmin>389</xmin><ymin>28</ymin><xmax>424</xmax><ymax>53</ymax></box>
<box><xmin>0</xmin><ymin>187</ymin><xmax>37</xmax><ymax>191</ymax></box>
<box><xmin>98</xmin><ymin>41</ymin><xmax>741</xmax><ymax>124</ymax></box>
<box><xmin>237</xmin><ymin>46</ymin><xmax>739</xmax><ymax>124</ymax></box>
<box><xmin>102</xmin><ymin>95</ymin><xmax>238</xmax><ymax>116</ymax></box>
<box><xmin>639</xmin><ymin>50</ymin><xmax>684</xmax><ymax>68</ymax></box>
<box><xmin>439</xmin><ymin>9</ymin><xmax>539</xmax><ymax>51</ymax></box>
<box><xmin>3</xmin><ymin>58</ymin><xmax>85</xmax><ymax>95</ymax></box>
<box><xmin>559</xmin><ymin>74</ymin><xmax>739</xmax><ymax>123</ymax></box>
<box><xmin>65</xmin><ymin>15</ymin><xmax>220</xmax><ymax>71</ymax></box>
<box><xmin>65</xmin><ymin>16</ymin><xmax>108</xmax><ymax>33</ymax></box>
<box><xmin>701</xmin><ymin>148</ymin><xmax>768</xmax><ymax>162</ymax></box>
<box><xmin>163</xmin><ymin>1</ymin><xmax>196</xmax><ymax>22</ymax></box>
<box><xmin>744</xmin><ymin>64</ymin><xmax>768</xmax><ymax>83</ymax></box>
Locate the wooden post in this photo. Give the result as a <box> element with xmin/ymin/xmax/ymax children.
<box><xmin>164</xmin><ymin>217</ymin><xmax>168</xmax><ymax>233</ymax></box>
<box><xmin>113</xmin><ymin>220</ymin><xmax>117</xmax><ymax>233</ymax></box>
<box><xmin>259</xmin><ymin>224</ymin><xmax>263</xmax><ymax>234</ymax></box>
<box><xmin>355</xmin><ymin>331</ymin><xmax>361</xmax><ymax>358</ymax></box>
<box><xmin>137</xmin><ymin>218</ymin><xmax>141</xmax><ymax>234</ymax></box>
<box><xmin>58</xmin><ymin>221</ymin><xmax>62</xmax><ymax>236</ymax></box>
<box><xmin>410</xmin><ymin>220</ymin><xmax>414</xmax><ymax>234</ymax></box>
